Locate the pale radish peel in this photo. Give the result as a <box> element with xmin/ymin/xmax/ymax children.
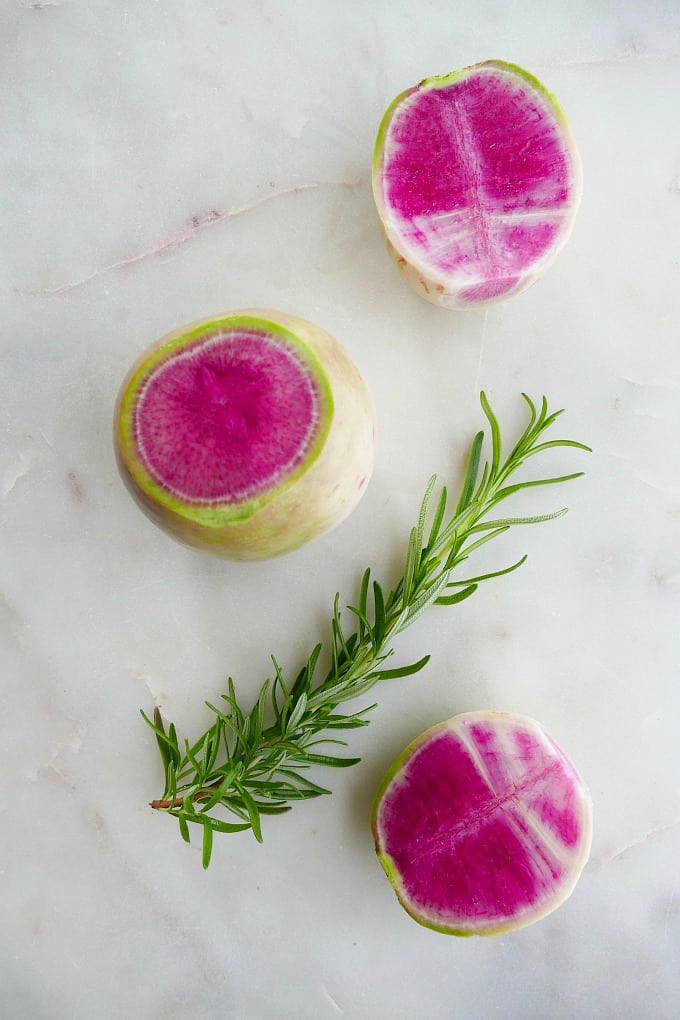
<box><xmin>372</xmin><ymin>711</ymin><xmax>592</xmax><ymax>936</ymax></box>
<box><xmin>373</xmin><ymin>61</ymin><xmax>582</xmax><ymax>309</ymax></box>
<box><xmin>114</xmin><ymin>310</ymin><xmax>376</xmax><ymax>560</ymax></box>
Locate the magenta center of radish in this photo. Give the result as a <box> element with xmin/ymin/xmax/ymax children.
<box><xmin>382</xmin><ymin>70</ymin><xmax>573</xmax><ymax>300</ymax></box>
<box><xmin>134</xmin><ymin>330</ymin><xmax>321</xmax><ymax>504</ymax></box>
<box><xmin>378</xmin><ymin>722</ymin><xmax>582</xmax><ymax>924</ymax></box>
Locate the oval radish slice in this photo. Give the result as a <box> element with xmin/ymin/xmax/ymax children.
<box><xmin>373</xmin><ymin>61</ymin><xmax>582</xmax><ymax>309</ymax></box>
<box><xmin>114</xmin><ymin>310</ymin><xmax>375</xmax><ymax>560</ymax></box>
<box><xmin>372</xmin><ymin>711</ymin><xmax>592</xmax><ymax>936</ymax></box>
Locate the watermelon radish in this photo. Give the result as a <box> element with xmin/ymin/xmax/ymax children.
<box><xmin>373</xmin><ymin>61</ymin><xmax>582</xmax><ymax>309</ymax></box>
<box><xmin>372</xmin><ymin>711</ymin><xmax>592</xmax><ymax>936</ymax></box>
<box><xmin>114</xmin><ymin>310</ymin><xmax>376</xmax><ymax>560</ymax></box>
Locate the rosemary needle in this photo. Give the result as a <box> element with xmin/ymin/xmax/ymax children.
<box><xmin>141</xmin><ymin>392</ymin><xmax>590</xmax><ymax>867</ymax></box>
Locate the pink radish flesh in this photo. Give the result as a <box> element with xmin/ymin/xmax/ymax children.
<box><xmin>373</xmin><ymin>62</ymin><xmax>581</xmax><ymax>308</ymax></box>
<box><xmin>136</xmin><ymin>330</ymin><xmax>320</xmax><ymax>504</ymax></box>
<box><xmin>372</xmin><ymin>712</ymin><xmax>592</xmax><ymax>935</ymax></box>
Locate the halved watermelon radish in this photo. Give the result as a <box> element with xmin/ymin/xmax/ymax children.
<box><xmin>373</xmin><ymin>61</ymin><xmax>582</xmax><ymax>309</ymax></box>
<box><xmin>114</xmin><ymin>310</ymin><xmax>375</xmax><ymax>560</ymax></box>
<box><xmin>372</xmin><ymin>711</ymin><xmax>592</xmax><ymax>936</ymax></box>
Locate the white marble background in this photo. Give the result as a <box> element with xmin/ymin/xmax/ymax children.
<box><xmin>2</xmin><ymin>2</ymin><xmax>679</xmax><ymax>1018</ymax></box>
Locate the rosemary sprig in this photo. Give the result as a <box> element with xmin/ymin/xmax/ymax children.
<box><xmin>142</xmin><ymin>393</ymin><xmax>590</xmax><ymax>867</ymax></box>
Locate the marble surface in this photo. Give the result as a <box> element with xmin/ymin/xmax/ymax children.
<box><xmin>2</xmin><ymin>2</ymin><xmax>679</xmax><ymax>1017</ymax></box>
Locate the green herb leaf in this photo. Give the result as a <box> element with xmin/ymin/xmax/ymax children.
<box><xmin>145</xmin><ymin>393</ymin><xmax>589</xmax><ymax>864</ymax></box>
<box><xmin>372</xmin><ymin>654</ymin><xmax>431</xmax><ymax>680</ymax></box>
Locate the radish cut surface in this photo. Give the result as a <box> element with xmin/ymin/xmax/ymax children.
<box><xmin>372</xmin><ymin>711</ymin><xmax>592</xmax><ymax>936</ymax></box>
<box><xmin>114</xmin><ymin>310</ymin><xmax>376</xmax><ymax>560</ymax></box>
<box><xmin>373</xmin><ymin>61</ymin><xmax>582</xmax><ymax>309</ymax></box>
<box><xmin>133</xmin><ymin>327</ymin><xmax>325</xmax><ymax>506</ymax></box>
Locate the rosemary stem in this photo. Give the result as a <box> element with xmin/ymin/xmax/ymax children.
<box><xmin>142</xmin><ymin>393</ymin><xmax>590</xmax><ymax>866</ymax></box>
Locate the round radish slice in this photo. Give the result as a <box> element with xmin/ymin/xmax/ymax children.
<box><xmin>372</xmin><ymin>711</ymin><xmax>592</xmax><ymax>936</ymax></box>
<box><xmin>373</xmin><ymin>61</ymin><xmax>582</xmax><ymax>309</ymax></box>
<box><xmin>114</xmin><ymin>310</ymin><xmax>375</xmax><ymax>560</ymax></box>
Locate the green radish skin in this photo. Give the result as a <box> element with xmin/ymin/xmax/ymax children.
<box><xmin>372</xmin><ymin>711</ymin><xmax>593</xmax><ymax>936</ymax></box>
<box><xmin>373</xmin><ymin>61</ymin><xmax>583</xmax><ymax>310</ymax></box>
<box><xmin>114</xmin><ymin>310</ymin><xmax>376</xmax><ymax>560</ymax></box>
